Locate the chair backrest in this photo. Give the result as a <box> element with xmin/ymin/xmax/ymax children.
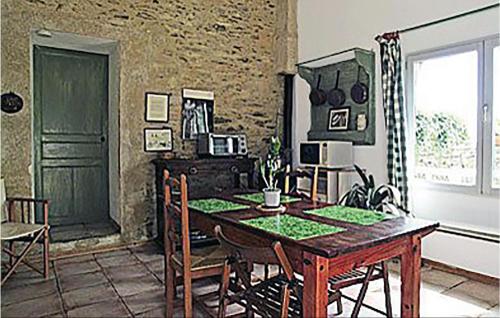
<box><xmin>163</xmin><ymin>170</ymin><xmax>192</xmax><ymax>274</ymax></box>
<box><xmin>283</xmin><ymin>165</ymin><xmax>319</xmax><ymax>202</ymax></box>
<box><xmin>214</xmin><ymin>225</ymin><xmax>294</xmax><ymax>283</ymax></box>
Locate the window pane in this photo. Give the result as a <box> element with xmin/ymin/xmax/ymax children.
<box><xmin>493</xmin><ymin>45</ymin><xmax>500</xmax><ymax>188</ymax></box>
<box><xmin>413</xmin><ymin>50</ymin><xmax>478</xmax><ymax>186</ymax></box>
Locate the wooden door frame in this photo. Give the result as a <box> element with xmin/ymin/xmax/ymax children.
<box><xmin>31</xmin><ymin>30</ymin><xmax>121</xmax><ymax>228</ymax></box>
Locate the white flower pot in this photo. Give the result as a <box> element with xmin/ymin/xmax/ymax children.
<box><xmin>263</xmin><ymin>188</ymin><xmax>281</xmax><ymax>208</ymax></box>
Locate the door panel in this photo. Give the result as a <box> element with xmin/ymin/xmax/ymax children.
<box><xmin>34</xmin><ymin>46</ymin><xmax>109</xmax><ymax>226</ymax></box>
<box><xmin>42</xmin><ymin>143</ymin><xmax>102</xmax><ymax>159</ymax></box>
<box><xmin>73</xmin><ymin>166</ymin><xmax>106</xmax><ymax>222</ymax></box>
<box><xmin>43</xmin><ymin>168</ymin><xmax>74</xmax><ymax>224</ymax></box>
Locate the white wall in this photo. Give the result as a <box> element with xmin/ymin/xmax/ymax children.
<box><xmin>296</xmin><ymin>0</ymin><xmax>500</xmax><ymax>277</ymax></box>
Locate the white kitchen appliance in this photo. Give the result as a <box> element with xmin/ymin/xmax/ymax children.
<box><xmin>299</xmin><ymin>141</ymin><xmax>353</xmax><ymax>168</ymax></box>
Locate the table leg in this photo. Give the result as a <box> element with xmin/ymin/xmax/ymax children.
<box><xmin>400</xmin><ymin>235</ymin><xmax>422</xmax><ymax>318</ymax></box>
<box><xmin>302</xmin><ymin>252</ymin><xmax>329</xmax><ymax>318</ymax></box>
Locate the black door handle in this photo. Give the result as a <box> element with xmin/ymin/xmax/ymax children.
<box><xmin>100</xmin><ymin>136</ymin><xmax>106</xmax><ymax>142</ymax></box>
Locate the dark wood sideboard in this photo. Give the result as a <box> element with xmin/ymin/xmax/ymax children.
<box><xmin>152</xmin><ymin>157</ymin><xmax>258</xmax><ymax>246</ymax></box>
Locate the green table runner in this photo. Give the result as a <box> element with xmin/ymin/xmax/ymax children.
<box><xmin>305</xmin><ymin>206</ymin><xmax>391</xmax><ymax>226</ymax></box>
<box><xmin>241</xmin><ymin>215</ymin><xmax>344</xmax><ymax>240</ymax></box>
<box><xmin>234</xmin><ymin>193</ymin><xmax>301</xmax><ymax>204</ymax></box>
<box><xmin>188</xmin><ymin>198</ymin><xmax>249</xmax><ymax>214</ymax></box>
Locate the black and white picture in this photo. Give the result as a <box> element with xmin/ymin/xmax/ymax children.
<box><xmin>181</xmin><ymin>89</ymin><xmax>214</xmax><ymax>140</ymax></box>
<box><xmin>328</xmin><ymin>108</ymin><xmax>349</xmax><ymax>131</ymax></box>
<box><xmin>145</xmin><ymin>92</ymin><xmax>170</xmax><ymax>122</ymax></box>
<box><xmin>144</xmin><ymin>128</ymin><xmax>173</xmax><ymax>152</ymax></box>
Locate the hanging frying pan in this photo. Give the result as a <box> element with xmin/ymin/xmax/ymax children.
<box><xmin>309</xmin><ymin>74</ymin><xmax>326</xmax><ymax>106</ymax></box>
<box><xmin>327</xmin><ymin>70</ymin><xmax>345</xmax><ymax>107</ymax></box>
<box><xmin>351</xmin><ymin>65</ymin><xmax>369</xmax><ymax>104</ymax></box>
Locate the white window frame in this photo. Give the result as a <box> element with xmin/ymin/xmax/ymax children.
<box><xmin>483</xmin><ymin>37</ymin><xmax>500</xmax><ymax>194</ymax></box>
<box><xmin>406</xmin><ymin>35</ymin><xmax>499</xmax><ymax>196</ymax></box>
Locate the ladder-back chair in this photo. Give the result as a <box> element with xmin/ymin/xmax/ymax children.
<box><xmin>163</xmin><ymin>170</ymin><xmax>229</xmax><ymax>317</ymax></box>
<box><xmin>283</xmin><ymin>164</ymin><xmax>319</xmax><ymax>202</ymax></box>
<box><xmin>1</xmin><ymin>179</ymin><xmax>50</xmax><ymax>285</ymax></box>
<box><xmin>215</xmin><ymin>225</ymin><xmax>341</xmax><ymax>318</ymax></box>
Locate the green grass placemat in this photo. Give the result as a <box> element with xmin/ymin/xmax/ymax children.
<box><xmin>234</xmin><ymin>193</ymin><xmax>301</xmax><ymax>204</ymax></box>
<box><xmin>241</xmin><ymin>215</ymin><xmax>344</xmax><ymax>240</ymax></box>
<box><xmin>188</xmin><ymin>198</ymin><xmax>249</xmax><ymax>214</ymax></box>
<box><xmin>305</xmin><ymin>206</ymin><xmax>391</xmax><ymax>226</ymax></box>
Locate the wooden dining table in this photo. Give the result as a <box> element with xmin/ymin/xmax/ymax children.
<box><xmin>178</xmin><ymin>194</ymin><xmax>439</xmax><ymax>318</ymax></box>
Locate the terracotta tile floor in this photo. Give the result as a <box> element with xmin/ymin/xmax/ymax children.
<box><xmin>1</xmin><ymin>242</ymin><xmax>498</xmax><ymax>317</ymax></box>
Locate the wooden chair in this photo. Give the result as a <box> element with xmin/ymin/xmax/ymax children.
<box><xmin>1</xmin><ymin>179</ymin><xmax>50</xmax><ymax>285</ymax></box>
<box><xmin>215</xmin><ymin>225</ymin><xmax>341</xmax><ymax>318</ymax></box>
<box><xmin>283</xmin><ymin>164</ymin><xmax>319</xmax><ymax>202</ymax></box>
<box><xmin>163</xmin><ymin>170</ymin><xmax>229</xmax><ymax>318</ymax></box>
<box><xmin>329</xmin><ymin>262</ymin><xmax>393</xmax><ymax>317</ymax></box>
<box><xmin>258</xmin><ymin>165</ymin><xmax>319</xmax><ymax>285</ymax></box>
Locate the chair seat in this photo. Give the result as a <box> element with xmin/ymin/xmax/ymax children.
<box><xmin>0</xmin><ymin>222</ymin><xmax>46</xmax><ymax>240</ymax></box>
<box><xmin>172</xmin><ymin>245</ymin><xmax>227</xmax><ymax>271</ymax></box>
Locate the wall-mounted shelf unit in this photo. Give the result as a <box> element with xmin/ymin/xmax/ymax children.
<box><xmin>298</xmin><ymin>48</ymin><xmax>375</xmax><ymax>145</ymax></box>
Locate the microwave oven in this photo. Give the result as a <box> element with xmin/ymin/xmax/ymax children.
<box><xmin>299</xmin><ymin>141</ymin><xmax>353</xmax><ymax>168</ymax></box>
<box><xmin>197</xmin><ymin>133</ymin><xmax>247</xmax><ymax>157</ymax></box>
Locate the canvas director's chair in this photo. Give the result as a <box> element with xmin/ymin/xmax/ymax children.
<box><xmin>1</xmin><ymin>179</ymin><xmax>50</xmax><ymax>285</ymax></box>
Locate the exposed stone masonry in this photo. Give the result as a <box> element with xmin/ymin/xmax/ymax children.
<box><xmin>1</xmin><ymin>0</ymin><xmax>297</xmax><ymax>241</ymax></box>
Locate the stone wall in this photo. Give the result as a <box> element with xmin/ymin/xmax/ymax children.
<box><xmin>1</xmin><ymin>0</ymin><xmax>297</xmax><ymax>241</ymax></box>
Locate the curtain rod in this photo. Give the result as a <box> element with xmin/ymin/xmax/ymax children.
<box><xmin>379</xmin><ymin>3</ymin><xmax>499</xmax><ymax>39</ymax></box>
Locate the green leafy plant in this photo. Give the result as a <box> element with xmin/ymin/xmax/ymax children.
<box><xmin>415</xmin><ymin>112</ymin><xmax>471</xmax><ymax>168</ymax></box>
<box><xmin>259</xmin><ymin>136</ymin><xmax>283</xmax><ymax>190</ymax></box>
<box><xmin>339</xmin><ymin>165</ymin><xmax>409</xmax><ymax>216</ymax></box>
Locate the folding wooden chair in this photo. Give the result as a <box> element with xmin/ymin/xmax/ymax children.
<box><xmin>1</xmin><ymin>187</ymin><xmax>50</xmax><ymax>285</ymax></box>
<box><xmin>215</xmin><ymin>225</ymin><xmax>341</xmax><ymax>318</ymax></box>
<box><xmin>329</xmin><ymin>261</ymin><xmax>393</xmax><ymax>317</ymax></box>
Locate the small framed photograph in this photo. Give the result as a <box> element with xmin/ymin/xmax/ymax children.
<box><xmin>328</xmin><ymin>108</ymin><xmax>350</xmax><ymax>131</ymax></box>
<box><xmin>144</xmin><ymin>128</ymin><xmax>173</xmax><ymax>152</ymax></box>
<box><xmin>145</xmin><ymin>92</ymin><xmax>170</xmax><ymax>123</ymax></box>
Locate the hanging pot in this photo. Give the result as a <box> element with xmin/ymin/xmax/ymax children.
<box><xmin>309</xmin><ymin>74</ymin><xmax>326</xmax><ymax>106</ymax></box>
<box><xmin>351</xmin><ymin>65</ymin><xmax>369</xmax><ymax>104</ymax></box>
<box><xmin>327</xmin><ymin>70</ymin><xmax>345</xmax><ymax>107</ymax></box>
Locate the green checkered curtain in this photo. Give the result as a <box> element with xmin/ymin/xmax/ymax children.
<box><xmin>377</xmin><ymin>34</ymin><xmax>409</xmax><ymax>210</ymax></box>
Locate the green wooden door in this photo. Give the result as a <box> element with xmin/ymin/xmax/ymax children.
<box><xmin>34</xmin><ymin>46</ymin><xmax>109</xmax><ymax>226</ymax></box>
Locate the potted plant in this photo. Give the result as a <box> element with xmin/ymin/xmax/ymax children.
<box><xmin>260</xmin><ymin>136</ymin><xmax>283</xmax><ymax>208</ymax></box>
<box><xmin>339</xmin><ymin>165</ymin><xmax>411</xmax><ymax>216</ymax></box>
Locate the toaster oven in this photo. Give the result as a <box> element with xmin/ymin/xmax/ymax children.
<box><xmin>197</xmin><ymin>133</ymin><xmax>247</xmax><ymax>157</ymax></box>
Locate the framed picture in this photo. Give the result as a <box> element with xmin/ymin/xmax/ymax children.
<box><xmin>328</xmin><ymin>108</ymin><xmax>350</xmax><ymax>131</ymax></box>
<box><xmin>181</xmin><ymin>88</ymin><xmax>214</xmax><ymax>140</ymax></box>
<box><xmin>144</xmin><ymin>128</ymin><xmax>173</xmax><ymax>152</ymax></box>
<box><xmin>145</xmin><ymin>92</ymin><xmax>170</xmax><ymax>123</ymax></box>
